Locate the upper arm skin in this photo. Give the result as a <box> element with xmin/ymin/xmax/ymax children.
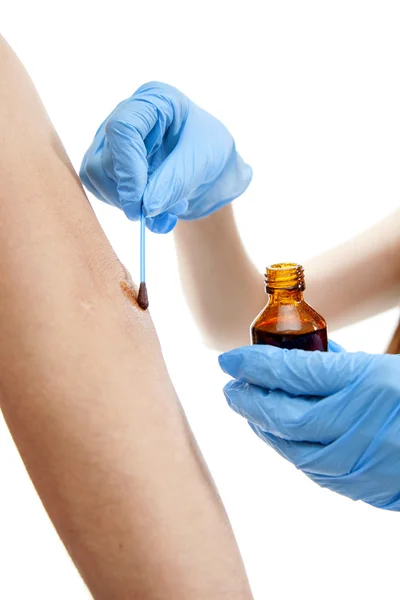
<box><xmin>0</xmin><ymin>36</ymin><xmax>252</xmax><ymax>600</ymax></box>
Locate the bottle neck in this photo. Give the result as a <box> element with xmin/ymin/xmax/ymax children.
<box><xmin>264</xmin><ymin>263</ymin><xmax>305</xmax><ymax>304</ymax></box>
<box><xmin>267</xmin><ymin>289</ymin><xmax>304</xmax><ymax>304</ymax></box>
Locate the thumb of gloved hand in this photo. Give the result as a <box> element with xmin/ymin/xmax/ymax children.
<box><xmin>219</xmin><ymin>343</ymin><xmax>370</xmax><ymax>397</ymax></box>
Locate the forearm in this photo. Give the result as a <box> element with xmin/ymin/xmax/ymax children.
<box><xmin>175</xmin><ymin>205</ymin><xmax>265</xmax><ymax>350</ymax></box>
<box><xmin>0</xmin><ymin>37</ymin><xmax>252</xmax><ymax>599</ymax></box>
<box><xmin>304</xmin><ymin>210</ymin><xmax>400</xmax><ymax>330</ymax></box>
<box><xmin>175</xmin><ymin>204</ymin><xmax>400</xmax><ymax>351</ymax></box>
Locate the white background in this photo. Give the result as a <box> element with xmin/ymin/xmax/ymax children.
<box><xmin>1</xmin><ymin>1</ymin><xmax>399</xmax><ymax>598</ymax></box>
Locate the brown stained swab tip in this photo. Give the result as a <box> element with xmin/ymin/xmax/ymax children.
<box><xmin>137</xmin><ymin>282</ymin><xmax>149</xmax><ymax>310</ymax></box>
<box><xmin>120</xmin><ymin>279</ymin><xmax>148</xmax><ymax>310</ymax></box>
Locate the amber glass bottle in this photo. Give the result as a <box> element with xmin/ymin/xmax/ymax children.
<box><xmin>251</xmin><ymin>263</ymin><xmax>328</xmax><ymax>351</ymax></box>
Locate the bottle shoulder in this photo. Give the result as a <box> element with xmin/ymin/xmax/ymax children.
<box><xmin>301</xmin><ymin>299</ymin><xmax>327</xmax><ymax>329</ymax></box>
<box><xmin>251</xmin><ymin>298</ymin><xmax>326</xmax><ymax>335</ymax></box>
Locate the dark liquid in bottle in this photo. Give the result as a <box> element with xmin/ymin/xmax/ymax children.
<box><xmin>252</xmin><ymin>327</ymin><xmax>328</xmax><ymax>351</ymax></box>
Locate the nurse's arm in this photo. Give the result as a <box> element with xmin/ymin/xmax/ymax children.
<box><xmin>175</xmin><ymin>204</ymin><xmax>400</xmax><ymax>350</ymax></box>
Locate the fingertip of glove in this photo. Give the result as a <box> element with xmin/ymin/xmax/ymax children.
<box><xmin>219</xmin><ymin>345</ymin><xmax>282</xmax><ymax>375</ymax></box>
<box><xmin>222</xmin><ymin>383</ymin><xmax>233</xmax><ymax>407</ymax></box>
<box><xmin>218</xmin><ymin>349</ymin><xmax>245</xmax><ymax>375</ymax></box>
<box><xmin>218</xmin><ymin>353</ymin><xmax>229</xmax><ymax>372</ymax></box>
<box><xmin>328</xmin><ymin>339</ymin><xmax>346</xmax><ymax>353</ymax></box>
<box><xmin>242</xmin><ymin>162</ymin><xmax>253</xmax><ymax>183</ymax></box>
<box><xmin>133</xmin><ymin>81</ymin><xmax>178</xmax><ymax>96</ymax></box>
<box><xmin>122</xmin><ymin>203</ymin><xmax>141</xmax><ymax>221</ymax></box>
<box><xmin>234</xmin><ymin>154</ymin><xmax>253</xmax><ymax>187</ymax></box>
<box><xmin>79</xmin><ymin>158</ymin><xmax>89</xmax><ymax>187</ymax></box>
<box><xmin>79</xmin><ymin>159</ymin><xmax>103</xmax><ymax>201</ymax></box>
<box><xmin>223</xmin><ymin>379</ymin><xmax>245</xmax><ymax>408</ymax></box>
<box><xmin>146</xmin><ymin>213</ymin><xmax>178</xmax><ymax>233</ymax></box>
<box><xmin>78</xmin><ymin>162</ymin><xmax>86</xmax><ymax>181</ymax></box>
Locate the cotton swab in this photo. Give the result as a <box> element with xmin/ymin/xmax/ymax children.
<box><xmin>137</xmin><ymin>209</ymin><xmax>149</xmax><ymax>310</ymax></box>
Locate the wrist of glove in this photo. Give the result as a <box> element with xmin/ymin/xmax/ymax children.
<box><xmin>219</xmin><ymin>342</ymin><xmax>400</xmax><ymax>511</ymax></box>
<box><xmin>80</xmin><ymin>82</ymin><xmax>252</xmax><ymax>233</ymax></box>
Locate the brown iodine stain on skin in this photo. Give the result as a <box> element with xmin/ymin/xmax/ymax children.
<box><xmin>120</xmin><ymin>279</ymin><xmax>138</xmax><ymax>306</ymax></box>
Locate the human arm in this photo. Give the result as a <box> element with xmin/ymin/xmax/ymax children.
<box><xmin>0</xmin><ymin>36</ymin><xmax>253</xmax><ymax>600</ymax></box>
<box><xmin>174</xmin><ymin>204</ymin><xmax>400</xmax><ymax>351</ymax></box>
<box><xmin>219</xmin><ymin>343</ymin><xmax>400</xmax><ymax>511</ymax></box>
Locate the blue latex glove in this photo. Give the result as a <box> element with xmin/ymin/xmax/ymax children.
<box><xmin>219</xmin><ymin>343</ymin><xmax>400</xmax><ymax>510</ymax></box>
<box><xmin>80</xmin><ymin>82</ymin><xmax>252</xmax><ymax>233</ymax></box>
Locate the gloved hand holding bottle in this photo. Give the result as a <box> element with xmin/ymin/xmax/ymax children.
<box><xmin>80</xmin><ymin>82</ymin><xmax>252</xmax><ymax>233</ymax></box>
<box><xmin>219</xmin><ymin>344</ymin><xmax>400</xmax><ymax>511</ymax></box>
